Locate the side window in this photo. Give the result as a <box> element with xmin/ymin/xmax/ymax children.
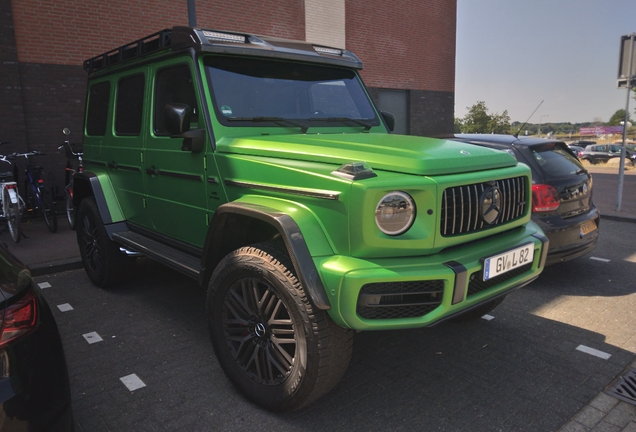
<box><xmin>86</xmin><ymin>81</ymin><xmax>110</xmax><ymax>136</ymax></box>
<box><xmin>154</xmin><ymin>65</ymin><xmax>198</xmax><ymax>135</ymax></box>
<box><xmin>115</xmin><ymin>74</ymin><xmax>145</xmax><ymax>135</ymax></box>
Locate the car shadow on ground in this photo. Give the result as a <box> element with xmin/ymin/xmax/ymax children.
<box><xmin>39</xmin><ymin>254</ymin><xmax>635</xmax><ymax>432</ymax></box>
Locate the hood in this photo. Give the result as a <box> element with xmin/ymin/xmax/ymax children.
<box><xmin>216</xmin><ymin>133</ymin><xmax>516</xmax><ymax>176</ymax></box>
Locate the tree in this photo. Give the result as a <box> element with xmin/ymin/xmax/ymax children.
<box><xmin>608</xmin><ymin>109</ymin><xmax>631</xmax><ymax>126</ymax></box>
<box><xmin>460</xmin><ymin>101</ymin><xmax>511</xmax><ymax>134</ymax></box>
<box><xmin>454</xmin><ymin>117</ymin><xmax>463</xmax><ymax>133</ymax></box>
<box><xmin>461</xmin><ymin>101</ymin><xmax>491</xmax><ymax>133</ymax></box>
<box><xmin>488</xmin><ymin>110</ymin><xmax>511</xmax><ymax>134</ymax></box>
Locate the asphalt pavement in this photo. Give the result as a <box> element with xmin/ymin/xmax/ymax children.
<box><xmin>2</xmin><ymin>160</ymin><xmax>635</xmax><ymax>431</ymax></box>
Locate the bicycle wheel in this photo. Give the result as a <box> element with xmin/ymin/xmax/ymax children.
<box><xmin>3</xmin><ymin>188</ymin><xmax>21</xmax><ymax>243</ymax></box>
<box><xmin>23</xmin><ymin>182</ymin><xmax>36</xmax><ymax>218</ymax></box>
<box><xmin>65</xmin><ymin>186</ymin><xmax>75</xmax><ymax>229</ymax></box>
<box><xmin>41</xmin><ymin>188</ymin><xmax>57</xmax><ymax>233</ymax></box>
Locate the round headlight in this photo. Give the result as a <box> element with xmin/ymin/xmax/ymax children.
<box><xmin>375</xmin><ymin>191</ymin><xmax>416</xmax><ymax>236</ymax></box>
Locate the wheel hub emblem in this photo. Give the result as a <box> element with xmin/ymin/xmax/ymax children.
<box><xmin>480</xmin><ymin>185</ymin><xmax>502</xmax><ymax>225</ymax></box>
<box><xmin>254</xmin><ymin>322</ymin><xmax>266</xmax><ymax>337</ymax></box>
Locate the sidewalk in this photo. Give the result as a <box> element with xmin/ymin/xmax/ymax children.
<box><xmin>2</xmin><ymin>215</ymin><xmax>83</xmax><ymax>276</ymax></box>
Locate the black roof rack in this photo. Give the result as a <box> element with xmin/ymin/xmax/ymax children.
<box><xmin>83</xmin><ymin>29</ymin><xmax>172</xmax><ymax>73</ymax></box>
<box><xmin>83</xmin><ymin>26</ymin><xmax>363</xmax><ymax>74</ymax></box>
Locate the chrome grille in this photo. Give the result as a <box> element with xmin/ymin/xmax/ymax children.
<box><xmin>441</xmin><ymin>176</ymin><xmax>527</xmax><ymax>236</ymax></box>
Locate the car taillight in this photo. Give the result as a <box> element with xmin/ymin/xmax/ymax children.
<box><xmin>532</xmin><ymin>184</ymin><xmax>561</xmax><ymax>213</ymax></box>
<box><xmin>0</xmin><ymin>288</ymin><xmax>38</xmax><ymax>349</ymax></box>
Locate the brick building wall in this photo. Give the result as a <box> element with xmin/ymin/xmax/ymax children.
<box><xmin>3</xmin><ymin>0</ymin><xmax>456</xmax><ymax>195</ymax></box>
<box><xmin>346</xmin><ymin>0</ymin><xmax>456</xmax><ymax>136</ymax></box>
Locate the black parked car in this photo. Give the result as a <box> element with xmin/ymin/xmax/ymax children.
<box><xmin>579</xmin><ymin>143</ymin><xmax>635</xmax><ymax>165</ymax></box>
<box><xmin>0</xmin><ymin>244</ymin><xmax>73</xmax><ymax>431</ymax></box>
<box><xmin>445</xmin><ymin>134</ymin><xmax>599</xmax><ymax>265</ymax></box>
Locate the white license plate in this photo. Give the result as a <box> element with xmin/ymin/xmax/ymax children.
<box><xmin>580</xmin><ymin>220</ymin><xmax>597</xmax><ymax>236</ymax></box>
<box><xmin>483</xmin><ymin>243</ymin><xmax>534</xmax><ymax>281</ymax></box>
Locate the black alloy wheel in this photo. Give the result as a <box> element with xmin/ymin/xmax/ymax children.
<box><xmin>207</xmin><ymin>242</ymin><xmax>353</xmax><ymax>412</ymax></box>
<box><xmin>223</xmin><ymin>276</ymin><xmax>299</xmax><ymax>386</ymax></box>
<box><xmin>76</xmin><ymin>197</ymin><xmax>123</xmax><ymax>287</ymax></box>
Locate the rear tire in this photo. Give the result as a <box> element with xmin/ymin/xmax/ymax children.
<box><xmin>207</xmin><ymin>242</ymin><xmax>353</xmax><ymax>412</ymax></box>
<box><xmin>76</xmin><ymin>197</ymin><xmax>123</xmax><ymax>287</ymax></box>
<box><xmin>3</xmin><ymin>188</ymin><xmax>21</xmax><ymax>243</ymax></box>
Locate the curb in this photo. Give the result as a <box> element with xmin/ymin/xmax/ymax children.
<box><xmin>29</xmin><ymin>257</ymin><xmax>84</xmax><ymax>277</ymax></box>
<box><xmin>600</xmin><ymin>214</ymin><xmax>636</xmax><ymax>224</ymax></box>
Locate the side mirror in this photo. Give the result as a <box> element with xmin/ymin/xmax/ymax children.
<box><xmin>162</xmin><ymin>102</ymin><xmax>205</xmax><ymax>153</ymax></box>
<box><xmin>163</xmin><ymin>103</ymin><xmax>191</xmax><ymax>135</ymax></box>
<box><xmin>381</xmin><ymin>111</ymin><xmax>396</xmax><ymax>132</ymax></box>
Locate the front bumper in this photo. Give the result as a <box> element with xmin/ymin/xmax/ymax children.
<box><xmin>318</xmin><ymin>222</ymin><xmax>548</xmax><ymax>330</ymax></box>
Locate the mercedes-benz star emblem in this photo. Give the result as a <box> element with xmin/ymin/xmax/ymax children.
<box><xmin>480</xmin><ymin>185</ymin><xmax>502</xmax><ymax>224</ymax></box>
<box><xmin>254</xmin><ymin>322</ymin><xmax>266</xmax><ymax>337</ymax></box>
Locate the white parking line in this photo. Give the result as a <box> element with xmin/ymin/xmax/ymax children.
<box><xmin>57</xmin><ymin>303</ymin><xmax>74</xmax><ymax>312</ymax></box>
<box><xmin>38</xmin><ymin>282</ymin><xmax>51</xmax><ymax>289</ymax></box>
<box><xmin>589</xmin><ymin>257</ymin><xmax>610</xmax><ymax>262</ymax></box>
<box><xmin>83</xmin><ymin>331</ymin><xmax>104</xmax><ymax>344</ymax></box>
<box><xmin>576</xmin><ymin>345</ymin><xmax>611</xmax><ymax>360</ymax></box>
<box><xmin>481</xmin><ymin>314</ymin><xmax>495</xmax><ymax>321</ymax></box>
<box><xmin>120</xmin><ymin>374</ymin><xmax>146</xmax><ymax>391</ymax></box>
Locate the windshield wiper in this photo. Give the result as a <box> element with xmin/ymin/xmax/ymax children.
<box><xmin>309</xmin><ymin>117</ymin><xmax>373</xmax><ymax>131</ymax></box>
<box><xmin>227</xmin><ymin>116</ymin><xmax>308</xmax><ymax>134</ymax></box>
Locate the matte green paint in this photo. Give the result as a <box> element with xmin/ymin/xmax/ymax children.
<box><xmin>82</xmin><ymin>47</ymin><xmax>546</xmax><ymax>332</ymax></box>
<box><xmin>318</xmin><ymin>221</ymin><xmax>544</xmax><ymax>330</ymax></box>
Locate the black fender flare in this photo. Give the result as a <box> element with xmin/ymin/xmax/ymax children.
<box><xmin>72</xmin><ymin>171</ymin><xmax>113</xmax><ymax>224</ymax></box>
<box><xmin>201</xmin><ymin>202</ymin><xmax>331</xmax><ymax>311</ymax></box>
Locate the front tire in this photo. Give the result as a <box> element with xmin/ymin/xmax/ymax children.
<box><xmin>207</xmin><ymin>242</ymin><xmax>353</xmax><ymax>412</ymax></box>
<box><xmin>76</xmin><ymin>197</ymin><xmax>123</xmax><ymax>287</ymax></box>
<box><xmin>3</xmin><ymin>188</ymin><xmax>21</xmax><ymax>243</ymax></box>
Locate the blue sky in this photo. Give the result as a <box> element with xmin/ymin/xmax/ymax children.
<box><xmin>455</xmin><ymin>0</ymin><xmax>636</xmax><ymax>124</ymax></box>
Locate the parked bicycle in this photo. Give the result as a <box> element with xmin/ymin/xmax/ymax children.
<box><xmin>0</xmin><ymin>144</ymin><xmax>24</xmax><ymax>243</ymax></box>
<box><xmin>14</xmin><ymin>150</ymin><xmax>57</xmax><ymax>233</ymax></box>
<box><xmin>58</xmin><ymin>128</ymin><xmax>83</xmax><ymax>229</ymax></box>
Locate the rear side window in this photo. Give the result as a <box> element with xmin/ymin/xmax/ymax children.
<box><xmin>531</xmin><ymin>144</ymin><xmax>584</xmax><ymax>177</ymax></box>
<box><xmin>86</xmin><ymin>81</ymin><xmax>110</xmax><ymax>136</ymax></box>
<box><xmin>154</xmin><ymin>65</ymin><xmax>198</xmax><ymax>135</ymax></box>
<box><xmin>115</xmin><ymin>74</ymin><xmax>145</xmax><ymax>135</ymax></box>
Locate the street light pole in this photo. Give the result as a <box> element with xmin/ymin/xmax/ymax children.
<box><xmin>539</xmin><ymin>115</ymin><xmax>549</xmax><ymax>137</ymax></box>
<box><xmin>616</xmin><ymin>33</ymin><xmax>635</xmax><ymax>212</ymax></box>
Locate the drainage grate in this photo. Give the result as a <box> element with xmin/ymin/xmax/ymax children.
<box><xmin>605</xmin><ymin>368</ymin><xmax>636</xmax><ymax>406</ymax></box>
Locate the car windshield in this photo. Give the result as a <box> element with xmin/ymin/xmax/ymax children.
<box><xmin>531</xmin><ymin>144</ymin><xmax>585</xmax><ymax>176</ymax></box>
<box><xmin>204</xmin><ymin>56</ymin><xmax>379</xmax><ymax>129</ymax></box>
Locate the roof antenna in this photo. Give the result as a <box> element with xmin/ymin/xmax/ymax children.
<box><xmin>514</xmin><ymin>100</ymin><xmax>543</xmax><ymax>138</ymax></box>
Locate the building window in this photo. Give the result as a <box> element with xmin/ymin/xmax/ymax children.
<box><xmin>377</xmin><ymin>89</ymin><xmax>409</xmax><ymax>135</ymax></box>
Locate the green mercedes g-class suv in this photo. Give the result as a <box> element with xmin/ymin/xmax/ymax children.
<box><xmin>75</xmin><ymin>26</ymin><xmax>548</xmax><ymax>411</ymax></box>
